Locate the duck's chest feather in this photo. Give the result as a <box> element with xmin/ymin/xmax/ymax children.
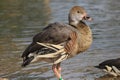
<box><xmin>77</xmin><ymin>27</ymin><xmax>92</xmax><ymax>53</ymax></box>
<box><xmin>70</xmin><ymin>22</ymin><xmax>93</xmax><ymax>56</ymax></box>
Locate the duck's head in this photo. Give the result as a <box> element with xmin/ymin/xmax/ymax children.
<box><xmin>69</xmin><ymin>6</ymin><xmax>92</xmax><ymax>26</ymax></box>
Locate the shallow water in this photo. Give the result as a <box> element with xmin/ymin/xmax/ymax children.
<box><xmin>0</xmin><ymin>0</ymin><xmax>120</xmax><ymax>80</ymax></box>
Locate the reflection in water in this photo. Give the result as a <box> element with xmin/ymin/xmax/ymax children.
<box><xmin>0</xmin><ymin>0</ymin><xmax>120</xmax><ymax>80</ymax></box>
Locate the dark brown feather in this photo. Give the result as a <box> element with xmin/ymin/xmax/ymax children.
<box><xmin>64</xmin><ymin>31</ymin><xmax>77</xmax><ymax>54</ymax></box>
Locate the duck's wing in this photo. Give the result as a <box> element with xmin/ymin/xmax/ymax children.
<box><xmin>97</xmin><ymin>58</ymin><xmax>120</xmax><ymax>69</ymax></box>
<box><xmin>21</xmin><ymin>22</ymin><xmax>77</xmax><ymax>59</ymax></box>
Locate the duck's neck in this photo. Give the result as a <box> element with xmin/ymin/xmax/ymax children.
<box><xmin>69</xmin><ymin>21</ymin><xmax>92</xmax><ymax>36</ymax></box>
<box><xmin>68</xmin><ymin>13</ymin><xmax>80</xmax><ymax>28</ymax></box>
<box><xmin>69</xmin><ymin>20</ymin><xmax>79</xmax><ymax>28</ymax></box>
<box><xmin>69</xmin><ymin>20</ymin><xmax>86</xmax><ymax>29</ymax></box>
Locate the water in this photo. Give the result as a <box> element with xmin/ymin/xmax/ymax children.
<box><xmin>0</xmin><ymin>0</ymin><xmax>120</xmax><ymax>80</ymax></box>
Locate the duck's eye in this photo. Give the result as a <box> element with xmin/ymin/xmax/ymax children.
<box><xmin>77</xmin><ymin>11</ymin><xmax>80</xmax><ymax>13</ymax></box>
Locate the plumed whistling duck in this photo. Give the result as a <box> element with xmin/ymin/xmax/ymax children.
<box><xmin>21</xmin><ymin>6</ymin><xmax>93</xmax><ymax>80</ymax></box>
<box><xmin>95</xmin><ymin>58</ymin><xmax>120</xmax><ymax>77</ymax></box>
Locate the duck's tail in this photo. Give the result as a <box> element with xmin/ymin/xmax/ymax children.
<box><xmin>21</xmin><ymin>56</ymin><xmax>34</xmax><ymax>67</ymax></box>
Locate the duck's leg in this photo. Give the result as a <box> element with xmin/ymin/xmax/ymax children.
<box><xmin>57</xmin><ymin>63</ymin><xmax>63</xmax><ymax>80</ymax></box>
<box><xmin>57</xmin><ymin>63</ymin><xmax>62</xmax><ymax>76</ymax></box>
<box><xmin>52</xmin><ymin>63</ymin><xmax>63</xmax><ymax>80</ymax></box>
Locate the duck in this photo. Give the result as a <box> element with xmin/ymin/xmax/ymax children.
<box><xmin>95</xmin><ymin>58</ymin><xmax>120</xmax><ymax>77</ymax></box>
<box><xmin>21</xmin><ymin>6</ymin><xmax>93</xmax><ymax>80</ymax></box>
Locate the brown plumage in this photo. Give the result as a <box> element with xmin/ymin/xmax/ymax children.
<box><xmin>21</xmin><ymin>6</ymin><xmax>93</xmax><ymax>79</ymax></box>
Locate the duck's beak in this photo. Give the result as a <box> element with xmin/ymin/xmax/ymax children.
<box><xmin>83</xmin><ymin>15</ymin><xmax>93</xmax><ymax>21</ymax></box>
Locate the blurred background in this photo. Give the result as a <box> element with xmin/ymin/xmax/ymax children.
<box><xmin>0</xmin><ymin>0</ymin><xmax>120</xmax><ymax>80</ymax></box>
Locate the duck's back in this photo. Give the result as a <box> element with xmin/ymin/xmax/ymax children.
<box><xmin>21</xmin><ymin>22</ymin><xmax>77</xmax><ymax>58</ymax></box>
<box><xmin>33</xmin><ymin>22</ymin><xmax>74</xmax><ymax>44</ymax></box>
